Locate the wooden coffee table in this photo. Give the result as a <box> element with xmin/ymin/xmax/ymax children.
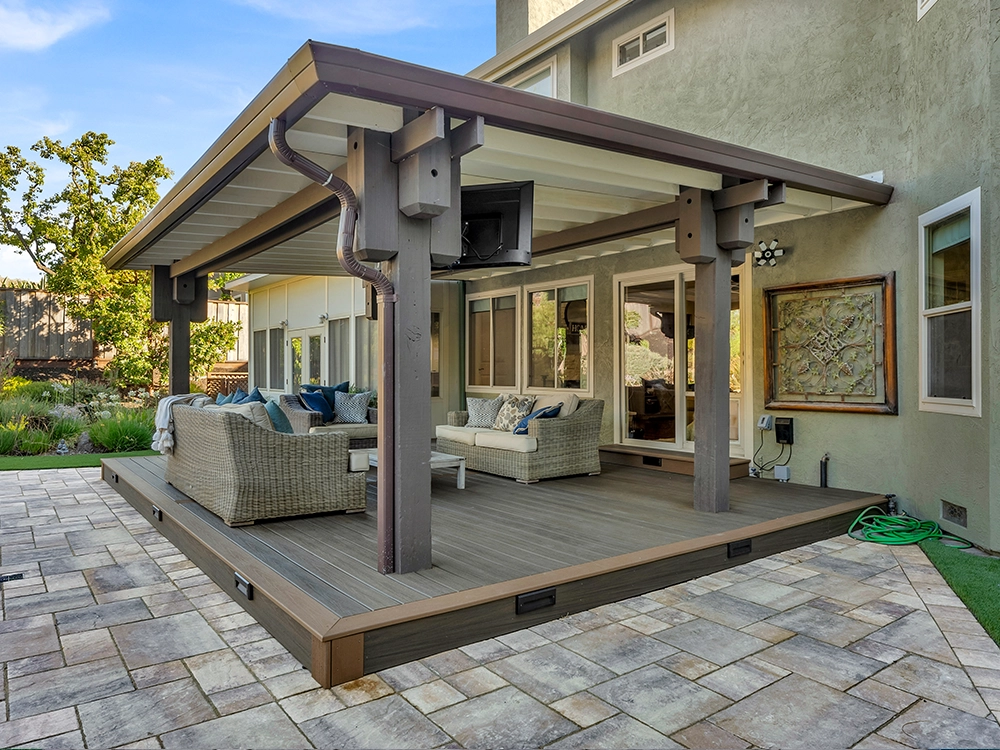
<box><xmin>367</xmin><ymin>449</ymin><xmax>466</xmax><ymax>489</ymax></box>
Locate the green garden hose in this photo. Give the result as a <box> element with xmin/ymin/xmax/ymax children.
<box><xmin>848</xmin><ymin>506</ymin><xmax>972</xmax><ymax>548</ymax></box>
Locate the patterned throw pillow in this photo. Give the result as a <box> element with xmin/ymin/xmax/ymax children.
<box><xmin>335</xmin><ymin>390</ymin><xmax>372</xmax><ymax>424</ymax></box>
<box><xmin>493</xmin><ymin>395</ymin><xmax>536</xmax><ymax>432</ymax></box>
<box><xmin>465</xmin><ymin>396</ymin><xmax>504</xmax><ymax>428</ymax></box>
<box><xmin>513</xmin><ymin>403</ymin><xmax>562</xmax><ymax>435</ymax></box>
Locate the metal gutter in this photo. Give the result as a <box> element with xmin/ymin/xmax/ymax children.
<box><xmin>468</xmin><ymin>0</ymin><xmax>633</xmax><ymax>82</ymax></box>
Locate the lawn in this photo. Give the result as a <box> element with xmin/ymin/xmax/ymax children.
<box><xmin>920</xmin><ymin>538</ymin><xmax>1000</xmax><ymax>646</ymax></box>
<box><xmin>0</xmin><ymin>450</ymin><xmax>157</xmax><ymax>471</ymax></box>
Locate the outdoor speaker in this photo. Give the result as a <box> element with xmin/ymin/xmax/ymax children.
<box><xmin>448</xmin><ymin>181</ymin><xmax>533</xmax><ymax>270</ymax></box>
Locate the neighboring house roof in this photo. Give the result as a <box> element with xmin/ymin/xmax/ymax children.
<box><xmin>103</xmin><ymin>42</ymin><xmax>891</xmax><ymax>282</ymax></box>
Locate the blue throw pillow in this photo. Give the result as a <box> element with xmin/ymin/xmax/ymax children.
<box><xmin>237</xmin><ymin>386</ymin><xmax>265</xmax><ymax>405</ymax></box>
<box><xmin>264</xmin><ymin>398</ymin><xmax>294</xmax><ymax>434</ymax></box>
<box><xmin>513</xmin><ymin>403</ymin><xmax>562</xmax><ymax>435</ymax></box>
<box><xmin>218</xmin><ymin>392</ymin><xmax>235</xmax><ymax>405</ymax></box>
<box><xmin>301</xmin><ymin>381</ymin><xmax>350</xmax><ymax>410</ymax></box>
<box><xmin>299</xmin><ymin>390</ymin><xmax>335</xmax><ymax>423</ymax></box>
<box><xmin>215</xmin><ymin>392</ymin><xmax>227</xmax><ymax>405</ymax></box>
<box><xmin>231</xmin><ymin>387</ymin><xmax>248</xmax><ymax>403</ymax></box>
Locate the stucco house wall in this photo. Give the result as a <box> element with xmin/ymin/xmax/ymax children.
<box><xmin>484</xmin><ymin>0</ymin><xmax>996</xmax><ymax>549</ymax></box>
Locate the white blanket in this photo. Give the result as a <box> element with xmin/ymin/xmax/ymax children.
<box><xmin>151</xmin><ymin>393</ymin><xmax>210</xmax><ymax>454</ymax></box>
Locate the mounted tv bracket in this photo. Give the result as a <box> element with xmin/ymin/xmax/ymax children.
<box><xmin>348</xmin><ymin>107</ymin><xmax>484</xmax><ymax>268</ymax></box>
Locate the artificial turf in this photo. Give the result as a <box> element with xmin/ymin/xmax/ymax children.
<box><xmin>0</xmin><ymin>450</ymin><xmax>157</xmax><ymax>472</ymax></box>
<box><xmin>919</xmin><ymin>538</ymin><xmax>1000</xmax><ymax>646</ymax></box>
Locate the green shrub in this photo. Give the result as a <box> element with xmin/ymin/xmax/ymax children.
<box><xmin>17</xmin><ymin>429</ymin><xmax>52</xmax><ymax>455</ymax></box>
<box><xmin>89</xmin><ymin>409</ymin><xmax>155</xmax><ymax>453</ymax></box>
<box><xmin>0</xmin><ymin>375</ymin><xmax>32</xmax><ymax>397</ymax></box>
<box><xmin>0</xmin><ymin>397</ymin><xmax>52</xmax><ymax>431</ymax></box>
<box><xmin>0</xmin><ymin>427</ymin><xmax>17</xmax><ymax>455</ymax></box>
<box><xmin>50</xmin><ymin>416</ymin><xmax>85</xmax><ymax>443</ymax></box>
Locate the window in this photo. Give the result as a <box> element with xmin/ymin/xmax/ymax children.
<box><xmin>308</xmin><ymin>335</ymin><xmax>322</xmax><ymax>386</ymax></box>
<box><xmin>919</xmin><ymin>188</ymin><xmax>980</xmax><ymax>416</ymax></box>
<box><xmin>527</xmin><ymin>280</ymin><xmax>590</xmax><ymax>391</ymax></box>
<box><xmin>509</xmin><ymin>58</ymin><xmax>556</xmax><ymax>97</ymax></box>
<box><xmin>268</xmin><ymin>328</ymin><xmax>285</xmax><ymax>390</ymax></box>
<box><xmin>467</xmin><ymin>290</ymin><xmax>518</xmax><ymax>389</ymax></box>
<box><xmin>613</xmin><ymin>9</ymin><xmax>674</xmax><ymax>77</ymax></box>
<box><xmin>430</xmin><ymin>312</ymin><xmax>441</xmax><ymax>397</ymax></box>
<box><xmin>328</xmin><ymin>318</ymin><xmax>350</xmax><ymax>386</ymax></box>
<box><xmin>355</xmin><ymin>317</ymin><xmax>379</xmax><ymax>391</ymax></box>
<box><xmin>252</xmin><ymin>330</ymin><xmax>266</xmax><ymax>389</ymax></box>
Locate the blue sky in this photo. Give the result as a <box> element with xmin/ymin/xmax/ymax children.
<box><xmin>0</xmin><ymin>0</ymin><xmax>496</xmax><ymax>281</ymax></box>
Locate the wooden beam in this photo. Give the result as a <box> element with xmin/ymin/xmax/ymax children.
<box><xmin>391</xmin><ymin>106</ymin><xmax>445</xmax><ymax>163</ymax></box>
<box><xmin>531</xmin><ymin>202</ymin><xmax>680</xmax><ymax>258</ymax></box>
<box><xmin>712</xmin><ymin>179</ymin><xmax>769</xmax><ymax>210</ymax></box>
<box><xmin>450</xmin><ymin>116</ymin><xmax>484</xmax><ymax>159</ymax></box>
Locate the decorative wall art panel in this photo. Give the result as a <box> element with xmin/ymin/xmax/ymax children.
<box><xmin>764</xmin><ymin>274</ymin><xmax>897</xmax><ymax>413</ymax></box>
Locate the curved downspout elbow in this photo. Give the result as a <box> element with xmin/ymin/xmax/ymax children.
<box><xmin>269</xmin><ymin>116</ymin><xmax>397</xmax><ymax>573</ymax></box>
<box><xmin>268</xmin><ymin>117</ymin><xmax>394</xmax><ymax>299</ymax></box>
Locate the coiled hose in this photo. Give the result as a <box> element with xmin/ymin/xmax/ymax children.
<box><xmin>848</xmin><ymin>506</ymin><xmax>972</xmax><ymax>548</ymax></box>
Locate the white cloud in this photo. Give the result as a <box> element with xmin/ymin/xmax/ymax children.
<box><xmin>233</xmin><ymin>0</ymin><xmax>432</xmax><ymax>34</ymax></box>
<box><xmin>0</xmin><ymin>1</ymin><xmax>110</xmax><ymax>52</ymax></box>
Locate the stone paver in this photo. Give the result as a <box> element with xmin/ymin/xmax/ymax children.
<box><xmin>2</xmin><ymin>467</ymin><xmax>999</xmax><ymax>748</ymax></box>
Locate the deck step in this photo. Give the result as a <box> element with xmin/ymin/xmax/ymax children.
<box><xmin>600</xmin><ymin>445</ymin><xmax>750</xmax><ymax>479</ymax></box>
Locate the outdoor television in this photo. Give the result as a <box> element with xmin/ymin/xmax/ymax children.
<box><xmin>450</xmin><ymin>181</ymin><xmax>534</xmax><ymax>269</ymax></box>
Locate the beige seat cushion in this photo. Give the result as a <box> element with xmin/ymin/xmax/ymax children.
<box><xmin>531</xmin><ymin>393</ymin><xmax>580</xmax><ymax>418</ymax></box>
<box><xmin>309</xmin><ymin>423</ymin><xmax>378</xmax><ymax>439</ymax></box>
<box><xmin>435</xmin><ymin>425</ymin><xmax>492</xmax><ymax>446</ymax></box>
<box><xmin>205</xmin><ymin>401</ymin><xmax>274</xmax><ymax>431</ymax></box>
<box><xmin>474</xmin><ymin>430</ymin><xmax>538</xmax><ymax>453</ymax></box>
<box><xmin>348</xmin><ymin>449</ymin><xmax>371</xmax><ymax>472</ymax></box>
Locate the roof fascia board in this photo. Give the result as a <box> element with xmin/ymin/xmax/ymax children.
<box><xmin>104</xmin><ymin>43</ymin><xmax>327</xmax><ymax>270</ymax></box>
<box><xmin>469</xmin><ymin>0</ymin><xmax>632</xmax><ymax>82</ymax></box>
<box><xmin>310</xmin><ymin>45</ymin><xmax>893</xmax><ymax>205</ymax></box>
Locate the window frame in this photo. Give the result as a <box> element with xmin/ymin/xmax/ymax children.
<box><xmin>523</xmin><ymin>275</ymin><xmax>594</xmax><ymax>397</ymax></box>
<box><xmin>918</xmin><ymin>187</ymin><xmax>981</xmax><ymax>417</ymax></box>
<box><xmin>507</xmin><ymin>56</ymin><xmax>557</xmax><ymax>98</ymax></box>
<box><xmin>612</xmin><ymin>9</ymin><xmax>675</xmax><ymax>77</ymax></box>
<box><xmin>465</xmin><ymin>286</ymin><xmax>521</xmax><ymax>393</ymax></box>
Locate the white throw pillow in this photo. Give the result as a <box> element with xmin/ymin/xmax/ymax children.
<box><xmin>335</xmin><ymin>391</ymin><xmax>372</xmax><ymax>424</ymax></box>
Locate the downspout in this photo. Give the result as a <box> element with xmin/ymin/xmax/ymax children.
<box><xmin>269</xmin><ymin>117</ymin><xmax>398</xmax><ymax>574</ymax></box>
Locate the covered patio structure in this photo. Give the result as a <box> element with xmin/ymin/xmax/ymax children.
<box><xmin>103</xmin><ymin>42</ymin><xmax>892</xmax><ymax>685</ymax></box>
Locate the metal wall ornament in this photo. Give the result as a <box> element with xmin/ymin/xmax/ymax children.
<box><xmin>763</xmin><ymin>273</ymin><xmax>897</xmax><ymax>414</ymax></box>
<box><xmin>754</xmin><ymin>239</ymin><xmax>785</xmax><ymax>266</ymax></box>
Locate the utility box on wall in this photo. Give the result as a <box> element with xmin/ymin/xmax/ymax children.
<box><xmin>774</xmin><ymin>417</ymin><xmax>794</xmax><ymax>445</ymax></box>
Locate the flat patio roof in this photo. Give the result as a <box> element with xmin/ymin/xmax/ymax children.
<box><xmin>103</xmin><ymin>42</ymin><xmax>892</xmax><ymax>281</ymax></box>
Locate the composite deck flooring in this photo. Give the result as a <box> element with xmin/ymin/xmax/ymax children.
<box><xmin>115</xmin><ymin>455</ymin><xmax>875</xmax><ymax>619</ymax></box>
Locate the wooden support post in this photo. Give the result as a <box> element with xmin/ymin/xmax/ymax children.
<box><xmin>677</xmin><ymin>188</ymin><xmax>732</xmax><ymax>513</ymax></box>
<box><xmin>693</xmin><ymin>250</ymin><xmax>733</xmax><ymax>513</ymax></box>
<box><xmin>169</xmin><ymin>302</ymin><xmax>191</xmax><ymax>396</ymax></box>
<box><xmin>386</xmin><ymin>217</ymin><xmax>433</xmax><ymax>573</ymax></box>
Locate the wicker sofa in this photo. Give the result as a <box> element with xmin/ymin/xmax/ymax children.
<box><xmin>436</xmin><ymin>399</ymin><xmax>604</xmax><ymax>483</ymax></box>
<box><xmin>278</xmin><ymin>394</ymin><xmax>377</xmax><ymax>449</ymax></box>
<box><xmin>165</xmin><ymin>405</ymin><xmax>368</xmax><ymax>526</ymax></box>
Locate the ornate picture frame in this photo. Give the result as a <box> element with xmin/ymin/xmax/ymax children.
<box><xmin>763</xmin><ymin>273</ymin><xmax>897</xmax><ymax>414</ymax></box>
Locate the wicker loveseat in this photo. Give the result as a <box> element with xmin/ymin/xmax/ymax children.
<box><xmin>165</xmin><ymin>405</ymin><xmax>368</xmax><ymax>526</ymax></box>
<box><xmin>436</xmin><ymin>399</ymin><xmax>604</xmax><ymax>483</ymax></box>
<box><xmin>278</xmin><ymin>394</ymin><xmax>377</xmax><ymax>449</ymax></box>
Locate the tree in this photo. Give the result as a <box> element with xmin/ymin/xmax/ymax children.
<box><xmin>0</xmin><ymin>132</ymin><xmax>238</xmax><ymax>388</ymax></box>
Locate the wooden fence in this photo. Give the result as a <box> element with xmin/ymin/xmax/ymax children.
<box><xmin>0</xmin><ymin>290</ymin><xmax>248</xmax><ymax>363</ymax></box>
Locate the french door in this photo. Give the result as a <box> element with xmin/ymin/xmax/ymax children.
<box><xmin>615</xmin><ymin>266</ymin><xmax>750</xmax><ymax>456</ymax></box>
<box><xmin>288</xmin><ymin>326</ymin><xmax>325</xmax><ymax>392</ymax></box>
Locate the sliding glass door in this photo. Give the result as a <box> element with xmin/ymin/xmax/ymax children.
<box><xmin>617</xmin><ymin>267</ymin><xmax>748</xmax><ymax>455</ymax></box>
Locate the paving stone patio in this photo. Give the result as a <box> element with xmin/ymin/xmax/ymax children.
<box><xmin>2</xmin><ymin>467</ymin><xmax>1000</xmax><ymax>748</ymax></box>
